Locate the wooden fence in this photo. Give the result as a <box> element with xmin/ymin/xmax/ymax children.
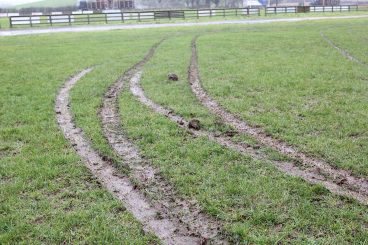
<box><xmin>265</xmin><ymin>5</ymin><xmax>358</xmax><ymax>15</ymax></box>
<box><xmin>9</xmin><ymin>8</ymin><xmax>261</xmax><ymax>28</ymax></box>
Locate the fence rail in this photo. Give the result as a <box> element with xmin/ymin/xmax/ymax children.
<box><xmin>265</xmin><ymin>5</ymin><xmax>358</xmax><ymax>15</ymax></box>
<box><xmin>9</xmin><ymin>8</ymin><xmax>261</xmax><ymax>28</ymax></box>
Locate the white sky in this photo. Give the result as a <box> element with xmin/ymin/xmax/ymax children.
<box><xmin>0</xmin><ymin>0</ymin><xmax>39</xmax><ymax>6</ymax></box>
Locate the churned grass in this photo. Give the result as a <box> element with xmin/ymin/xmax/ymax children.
<box><xmin>120</xmin><ymin>78</ymin><xmax>368</xmax><ymax>244</ymax></box>
<box><xmin>197</xmin><ymin>20</ymin><xmax>368</xmax><ymax>177</ymax></box>
<box><xmin>119</xmin><ymin>22</ymin><xmax>368</xmax><ymax>243</ymax></box>
<box><xmin>1</xmin><ymin>18</ymin><xmax>367</xmax><ymax>244</ymax></box>
<box><xmin>0</xmin><ymin>31</ymin><xmax>159</xmax><ymax>244</ymax></box>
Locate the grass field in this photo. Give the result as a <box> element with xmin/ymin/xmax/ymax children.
<box><xmin>1</xmin><ymin>18</ymin><xmax>368</xmax><ymax>243</ymax></box>
<box><xmin>0</xmin><ymin>30</ymin><xmax>161</xmax><ymax>244</ymax></box>
<box><xmin>0</xmin><ymin>18</ymin><xmax>8</xmax><ymax>29</ymax></box>
<box><xmin>197</xmin><ymin>20</ymin><xmax>368</xmax><ymax>177</ymax></box>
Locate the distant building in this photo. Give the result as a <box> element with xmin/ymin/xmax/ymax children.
<box><xmin>79</xmin><ymin>0</ymin><xmax>135</xmax><ymax>10</ymax></box>
<box><xmin>243</xmin><ymin>0</ymin><xmax>263</xmax><ymax>6</ymax></box>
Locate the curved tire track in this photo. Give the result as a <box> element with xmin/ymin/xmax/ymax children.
<box><xmin>100</xmin><ymin>42</ymin><xmax>225</xmax><ymax>244</ymax></box>
<box><xmin>56</xmin><ymin>68</ymin><xmax>218</xmax><ymax>245</ymax></box>
<box><xmin>188</xmin><ymin>36</ymin><xmax>368</xmax><ymax>204</ymax></box>
<box><xmin>320</xmin><ymin>32</ymin><xmax>366</xmax><ymax>65</ymax></box>
<box><xmin>128</xmin><ymin>57</ymin><xmax>368</xmax><ymax>205</ymax></box>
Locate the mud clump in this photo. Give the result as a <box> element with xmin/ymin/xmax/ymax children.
<box><xmin>168</xmin><ymin>73</ymin><xmax>179</xmax><ymax>81</ymax></box>
<box><xmin>224</xmin><ymin>131</ymin><xmax>237</xmax><ymax>137</ymax></box>
<box><xmin>188</xmin><ymin>119</ymin><xmax>201</xmax><ymax>130</ymax></box>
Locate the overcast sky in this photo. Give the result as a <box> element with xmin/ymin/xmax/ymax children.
<box><xmin>0</xmin><ymin>0</ymin><xmax>39</xmax><ymax>6</ymax></box>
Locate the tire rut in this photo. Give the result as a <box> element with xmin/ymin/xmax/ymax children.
<box><xmin>188</xmin><ymin>36</ymin><xmax>368</xmax><ymax>205</ymax></box>
<box><xmin>130</xmin><ymin>61</ymin><xmax>368</xmax><ymax>205</ymax></box>
<box><xmin>320</xmin><ymin>32</ymin><xmax>366</xmax><ymax>65</ymax></box>
<box><xmin>100</xmin><ymin>42</ymin><xmax>226</xmax><ymax>245</ymax></box>
<box><xmin>56</xmin><ymin>68</ymin><xmax>218</xmax><ymax>245</ymax></box>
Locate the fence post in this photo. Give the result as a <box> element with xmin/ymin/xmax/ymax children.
<box><xmin>30</xmin><ymin>16</ymin><xmax>32</xmax><ymax>27</ymax></box>
<box><xmin>196</xmin><ymin>9</ymin><xmax>199</xmax><ymax>19</ymax></box>
<box><xmin>87</xmin><ymin>14</ymin><xmax>90</xmax><ymax>24</ymax></box>
<box><xmin>9</xmin><ymin>17</ymin><xmax>12</xmax><ymax>28</ymax></box>
<box><xmin>138</xmin><ymin>12</ymin><xmax>141</xmax><ymax>22</ymax></box>
<box><xmin>169</xmin><ymin>11</ymin><xmax>171</xmax><ymax>20</ymax></box>
<box><xmin>235</xmin><ymin>8</ymin><xmax>238</xmax><ymax>16</ymax></box>
<box><xmin>49</xmin><ymin>15</ymin><xmax>52</xmax><ymax>26</ymax></box>
<box><xmin>105</xmin><ymin>13</ymin><xmax>107</xmax><ymax>23</ymax></box>
<box><xmin>210</xmin><ymin>9</ymin><xmax>212</xmax><ymax>17</ymax></box>
<box><xmin>265</xmin><ymin>8</ymin><xmax>267</xmax><ymax>16</ymax></box>
<box><xmin>121</xmin><ymin>11</ymin><xmax>124</xmax><ymax>23</ymax></box>
<box><xmin>68</xmin><ymin>15</ymin><xmax>71</xmax><ymax>25</ymax></box>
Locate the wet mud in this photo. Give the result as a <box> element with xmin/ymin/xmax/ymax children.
<box><xmin>100</xmin><ymin>43</ymin><xmax>226</xmax><ymax>244</ymax></box>
<box><xmin>186</xmin><ymin>36</ymin><xmax>368</xmax><ymax>205</ymax></box>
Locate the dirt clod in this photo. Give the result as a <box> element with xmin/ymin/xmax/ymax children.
<box><xmin>224</xmin><ymin>131</ymin><xmax>237</xmax><ymax>137</ymax></box>
<box><xmin>188</xmin><ymin>119</ymin><xmax>201</xmax><ymax>130</ymax></box>
<box><xmin>337</xmin><ymin>178</ymin><xmax>348</xmax><ymax>185</ymax></box>
<box><xmin>168</xmin><ymin>73</ymin><xmax>179</xmax><ymax>81</ymax></box>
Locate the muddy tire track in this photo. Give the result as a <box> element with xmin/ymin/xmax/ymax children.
<box><xmin>188</xmin><ymin>36</ymin><xmax>368</xmax><ymax>205</ymax></box>
<box><xmin>56</xmin><ymin>68</ymin><xmax>221</xmax><ymax>245</ymax></box>
<box><xmin>130</xmin><ymin>64</ymin><xmax>368</xmax><ymax>205</ymax></box>
<box><xmin>100</xmin><ymin>43</ymin><xmax>226</xmax><ymax>244</ymax></box>
<box><xmin>320</xmin><ymin>32</ymin><xmax>366</xmax><ymax>65</ymax></box>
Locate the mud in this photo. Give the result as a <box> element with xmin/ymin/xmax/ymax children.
<box><xmin>127</xmin><ymin>59</ymin><xmax>368</xmax><ymax>205</ymax></box>
<box><xmin>168</xmin><ymin>73</ymin><xmax>179</xmax><ymax>81</ymax></box>
<box><xmin>188</xmin><ymin>36</ymin><xmax>368</xmax><ymax>205</ymax></box>
<box><xmin>320</xmin><ymin>32</ymin><xmax>366</xmax><ymax>65</ymax></box>
<box><xmin>188</xmin><ymin>119</ymin><xmax>201</xmax><ymax>130</ymax></box>
<box><xmin>56</xmin><ymin>68</ymin><xmax>222</xmax><ymax>245</ymax></box>
<box><xmin>100</xmin><ymin>43</ymin><xmax>226</xmax><ymax>244</ymax></box>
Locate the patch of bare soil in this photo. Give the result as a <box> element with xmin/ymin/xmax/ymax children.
<box><xmin>320</xmin><ymin>32</ymin><xmax>366</xmax><ymax>65</ymax></box>
<box><xmin>56</xmin><ymin>68</ymin><xmax>220</xmax><ymax>245</ymax></box>
<box><xmin>188</xmin><ymin>36</ymin><xmax>368</xmax><ymax>205</ymax></box>
<box><xmin>100</xmin><ymin>43</ymin><xmax>226</xmax><ymax>244</ymax></box>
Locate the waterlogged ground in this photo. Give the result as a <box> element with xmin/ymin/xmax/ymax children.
<box><xmin>1</xmin><ymin>18</ymin><xmax>368</xmax><ymax>244</ymax></box>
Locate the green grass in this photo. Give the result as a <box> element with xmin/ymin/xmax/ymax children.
<box><xmin>120</xmin><ymin>25</ymin><xmax>368</xmax><ymax>243</ymax></box>
<box><xmin>120</xmin><ymin>82</ymin><xmax>368</xmax><ymax>244</ymax></box>
<box><xmin>197</xmin><ymin>20</ymin><xmax>368</xmax><ymax>177</ymax></box>
<box><xmin>16</xmin><ymin>0</ymin><xmax>77</xmax><ymax>8</ymax></box>
<box><xmin>70</xmin><ymin>21</ymin><xmax>368</xmax><ymax>243</ymax></box>
<box><xmin>1</xmin><ymin>19</ymin><xmax>368</xmax><ymax>244</ymax></box>
<box><xmin>0</xmin><ymin>18</ymin><xmax>9</xmax><ymax>29</ymax></box>
<box><xmin>0</xmin><ymin>31</ymin><xmax>160</xmax><ymax>244</ymax></box>
<box><xmin>322</xmin><ymin>22</ymin><xmax>368</xmax><ymax>64</ymax></box>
